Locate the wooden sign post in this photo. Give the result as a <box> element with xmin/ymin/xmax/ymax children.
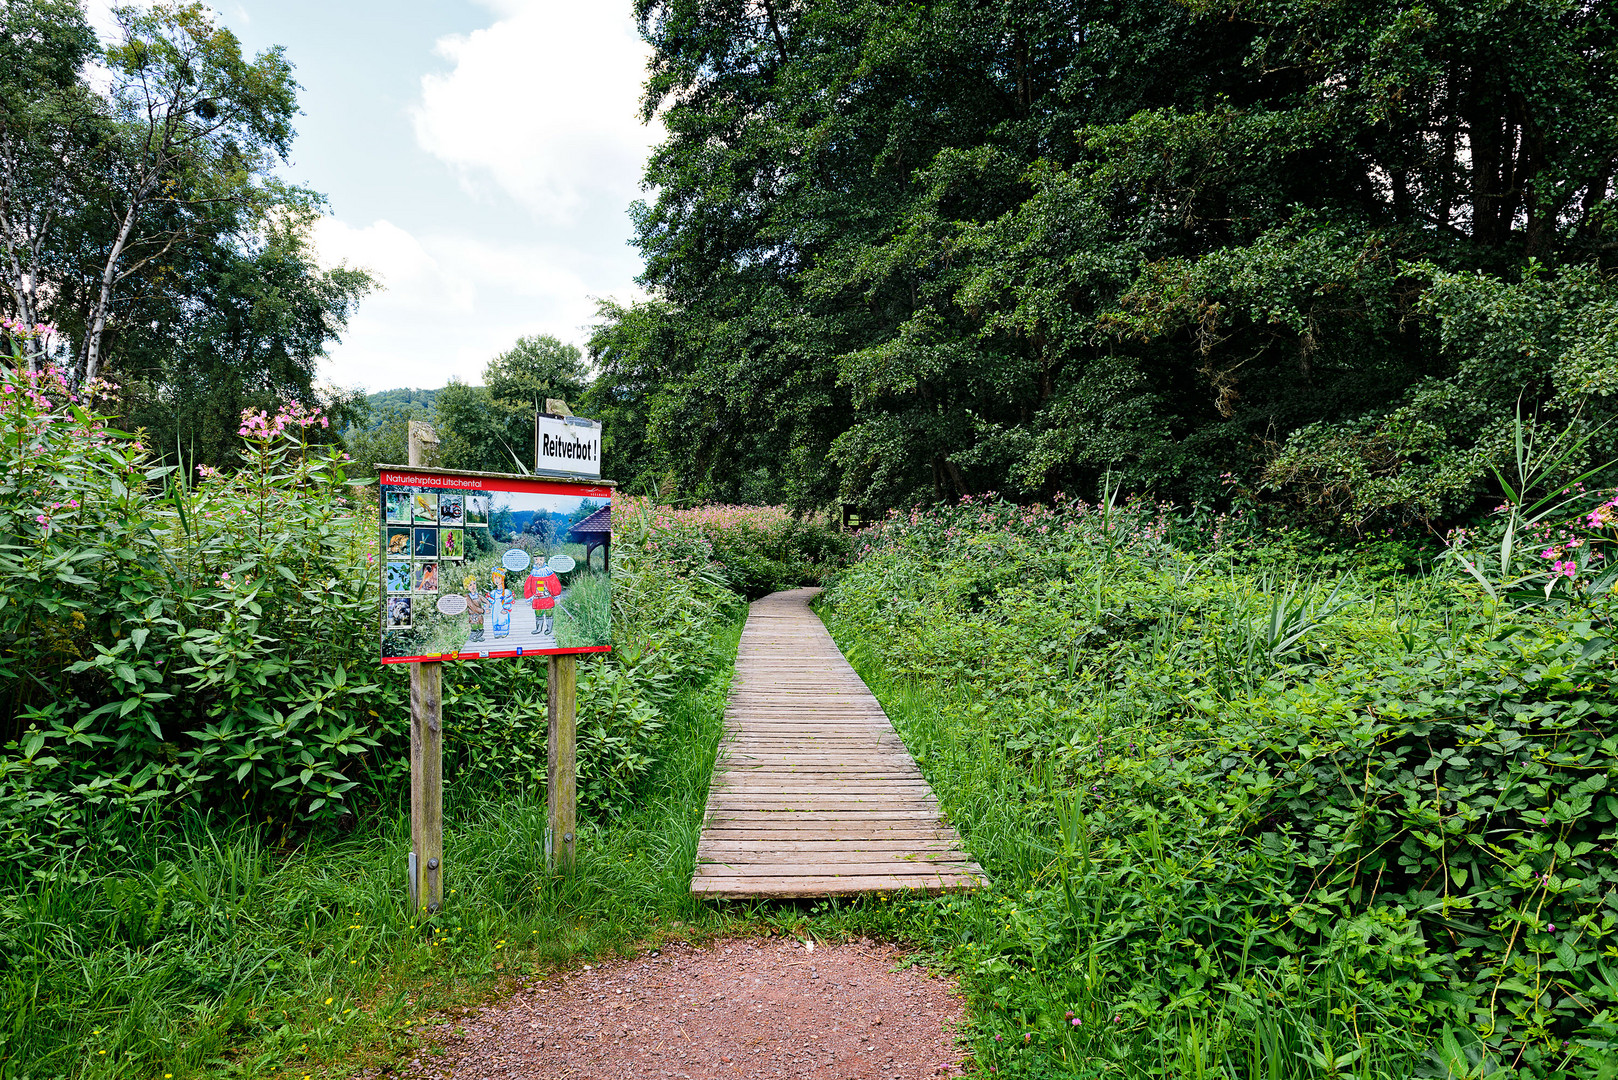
<box><xmin>407</xmin><ymin>420</ymin><xmax>444</xmax><ymax>917</ymax></box>
<box><xmin>379</xmin><ymin>418</ymin><xmax>608</xmax><ymax>912</ymax></box>
<box><xmin>547</xmin><ymin>654</ymin><xmax>577</xmax><ymax>874</ymax></box>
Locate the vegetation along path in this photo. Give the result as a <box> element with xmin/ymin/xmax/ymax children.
<box><xmin>692</xmin><ymin>588</ymin><xmax>985</xmax><ymax>898</ymax></box>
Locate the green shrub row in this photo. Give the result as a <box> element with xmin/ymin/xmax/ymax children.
<box><xmin>0</xmin><ymin>365</ymin><xmax>745</xmax><ymax>870</ymax></box>
<box><xmin>623</xmin><ymin>498</ymin><xmax>851</xmax><ymax>598</ymax></box>
<box><xmin>822</xmin><ymin>492</ymin><xmax>1618</xmax><ymax>1078</ymax></box>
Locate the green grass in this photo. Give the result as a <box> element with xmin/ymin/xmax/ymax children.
<box><xmin>555</xmin><ymin>569</ymin><xmax>610</xmax><ymax>649</ymax></box>
<box><xmin>2</xmin><ymin>618</ymin><xmax>760</xmax><ymax>1079</ymax></box>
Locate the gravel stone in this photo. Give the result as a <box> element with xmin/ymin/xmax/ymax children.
<box><xmin>400</xmin><ymin>937</ymin><xmax>969</xmax><ymax>1079</ymax></box>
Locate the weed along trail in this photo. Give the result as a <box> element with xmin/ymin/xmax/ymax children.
<box><xmin>693</xmin><ymin>588</ymin><xmax>986</xmax><ymax>897</ymax></box>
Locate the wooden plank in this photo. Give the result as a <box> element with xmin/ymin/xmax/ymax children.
<box><xmin>547</xmin><ymin>653</ymin><xmax>577</xmax><ymax>874</ymax></box>
<box><xmin>691</xmin><ymin>585</ymin><xmax>985</xmax><ymax>899</ymax></box>
<box><xmin>695</xmin><ymin>862</ymin><xmax>981</xmax><ymax>878</ymax></box>
<box><xmin>698</xmin><ymin>838</ymin><xmax>963</xmax><ymax>853</ymax></box>
<box><xmin>692</xmin><ymin>874</ymin><xmax>982</xmax><ymax>897</ymax></box>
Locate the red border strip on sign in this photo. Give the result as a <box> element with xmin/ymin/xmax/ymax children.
<box><xmin>378</xmin><ymin>470</ymin><xmax>611</xmax><ymax>498</ymax></box>
<box><xmin>381</xmin><ymin>645</ymin><xmax>612</xmax><ymax>665</ymax></box>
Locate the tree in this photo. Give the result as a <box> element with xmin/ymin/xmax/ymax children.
<box><xmin>612</xmin><ymin>0</ymin><xmax>1618</xmax><ymax>520</ymax></box>
<box><xmin>79</xmin><ymin>2</ymin><xmax>302</xmax><ymax>382</ymax></box>
<box><xmin>118</xmin><ymin>206</ymin><xmax>372</xmax><ymax>468</ymax></box>
<box><xmin>486</xmin><ymin>334</ymin><xmax>588</xmax><ymax>419</ymax></box>
<box><xmin>0</xmin><ymin>0</ymin><xmax>103</xmax><ymax>372</ymax></box>
<box><xmin>2</xmin><ymin>1</ymin><xmax>374</xmax><ymax>470</ymax></box>
<box><xmin>434</xmin><ymin>379</ymin><xmax>511</xmax><ymax>474</ymax></box>
<box><xmin>431</xmin><ymin>335</ymin><xmax>591</xmax><ymax>474</ymax></box>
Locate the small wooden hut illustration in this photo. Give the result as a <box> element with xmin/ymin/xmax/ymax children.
<box><xmin>569</xmin><ymin>504</ymin><xmax>611</xmax><ymax>571</ymax></box>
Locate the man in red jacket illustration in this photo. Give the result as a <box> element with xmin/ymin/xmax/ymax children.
<box><xmin>524</xmin><ymin>560</ymin><xmax>562</xmax><ymax>637</ymax></box>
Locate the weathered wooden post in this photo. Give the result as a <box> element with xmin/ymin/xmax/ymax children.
<box><xmin>537</xmin><ymin>399</ymin><xmax>590</xmax><ymax>876</ymax></box>
<box><xmin>547</xmin><ymin>653</ymin><xmax>577</xmax><ymax>874</ymax></box>
<box><xmin>407</xmin><ymin>420</ymin><xmax>444</xmax><ymax>916</ymax></box>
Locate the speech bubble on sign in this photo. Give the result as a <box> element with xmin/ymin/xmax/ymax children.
<box><xmin>436</xmin><ymin>594</ymin><xmax>468</xmax><ymax>616</ymax></box>
<box><xmin>547</xmin><ymin>554</ymin><xmax>576</xmax><ymax>574</ymax></box>
<box><xmin>501</xmin><ymin>548</ymin><xmax>532</xmax><ymax>573</ymax></box>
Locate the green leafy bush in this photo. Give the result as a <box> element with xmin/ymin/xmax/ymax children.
<box><xmin>0</xmin><ymin>364</ymin><xmax>749</xmax><ymax>866</ymax></box>
<box><xmin>823</xmin><ymin>492</ymin><xmax>1618</xmax><ymax>1078</ymax></box>
<box><xmin>621</xmin><ymin>498</ymin><xmax>850</xmax><ymax>598</ymax></box>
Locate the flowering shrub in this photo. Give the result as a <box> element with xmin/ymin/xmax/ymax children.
<box><xmin>617</xmin><ymin>496</ymin><xmax>850</xmax><ymax>598</ymax></box>
<box><xmin>0</xmin><ymin>355</ymin><xmax>759</xmax><ymax>861</ymax></box>
<box><xmin>0</xmin><ymin>360</ymin><xmax>389</xmax><ymax>858</ymax></box>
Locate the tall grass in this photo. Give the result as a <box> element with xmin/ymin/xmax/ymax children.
<box><xmin>556</xmin><ymin>569</ymin><xmax>611</xmax><ymax>649</ymax></box>
<box><xmin>0</xmin><ymin>620</ymin><xmax>744</xmax><ymax>1079</ymax></box>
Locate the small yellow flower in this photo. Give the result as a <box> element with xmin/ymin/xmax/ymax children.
<box><xmin>324</xmin><ymin>997</ymin><xmax>333</xmax><ymax>1005</ymax></box>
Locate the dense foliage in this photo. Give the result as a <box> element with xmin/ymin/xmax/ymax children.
<box><xmin>821</xmin><ymin>490</ymin><xmax>1618</xmax><ymax>1077</ymax></box>
<box><xmin>0</xmin><ymin>358</ymin><xmax>743</xmax><ymax>869</ymax></box>
<box><xmin>0</xmin><ymin>0</ymin><xmax>371</xmax><ymax>467</ymax></box>
<box><xmin>592</xmin><ymin>0</ymin><xmax>1618</xmax><ymax>526</ymax></box>
<box><xmin>623</xmin><ymin>498</ymin><xmax>852</xmax><ymax>597</ymax></box>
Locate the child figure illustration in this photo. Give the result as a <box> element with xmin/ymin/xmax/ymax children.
<box><xmin>486</xmin><ymin>568</ymin><xmax>514</xmax><ymax>639</ymax></box>
<box><xmin>523</xmin><ymin>561</ymin><xmax>563</xmax><ymax>636</ymax></box>
<box><xmin>463</xmin><ymin>574</ymin><xmax>486</xmax><ymax>642</ymax></box>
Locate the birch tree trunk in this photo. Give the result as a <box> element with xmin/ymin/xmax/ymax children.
<box><xmin>82</xmin><ymin>203</ymin><xmax>140</xmax><ymax>384</ymax></box>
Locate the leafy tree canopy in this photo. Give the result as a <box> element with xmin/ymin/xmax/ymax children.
<box><xmin>0</xmin><ymin>0</ymin><xmax>373</xmax><ymax>468</ymax></box>
<box><xmin>598</xmin><ymin>0</ymin><xmax>1618</xmax><ymax>525</ymax></box>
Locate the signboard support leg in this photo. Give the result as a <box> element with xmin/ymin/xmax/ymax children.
<box><xmin>406</xmin><ymin>420</ymin><xmax>444</xmax><ymax>918</ymax></box>
<box><xmin>411</xmin><ymin>660</ymin><xmax>444</xmax><ymax>915</ymax></box>
<box><xmin>547</xmin><ymin>653</ymin><xmax>577</xmax><ymax>874</ymax></box>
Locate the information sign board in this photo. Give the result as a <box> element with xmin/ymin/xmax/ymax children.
<box><xmin>534</xmin><ymin>414</ymin><xmax>602</xmax><ymax>478</ymax></box>
<box><xmin>378</xmin><ymin>466</ymin><xmax>611</xmax><ymax>663</ymax></box>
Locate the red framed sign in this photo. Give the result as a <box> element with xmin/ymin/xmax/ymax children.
<box><xmin>378</xmin><ymin>467</ymin><xmax>612</xmax><ymax>663</ymax></box>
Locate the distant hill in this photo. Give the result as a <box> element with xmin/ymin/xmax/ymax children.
<box><xmin>366</xmin><ymin>387</ymin><xmax>448</xmax><ymax>419</ymax></box>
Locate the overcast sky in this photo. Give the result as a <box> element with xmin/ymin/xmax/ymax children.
<box><xmin>90</xmin><ymin>1</ymin><xmax>662</xmax><ymax>394</ymax></box>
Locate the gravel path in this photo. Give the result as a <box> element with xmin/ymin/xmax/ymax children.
<box><xmin>402</xmin><ymin>937</ymin><xmax>970</xmax><ymax>1079</ymax></box>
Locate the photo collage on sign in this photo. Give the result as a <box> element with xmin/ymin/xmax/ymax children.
<box><xmin>384</xmin><ymin>488</ymin><xmax>491</xmax><ymax>629</ymax></box>
<box><xmin>379</xmin><ymin>476</ymin><xmax>609</xmax><ymax>662</ymax></box>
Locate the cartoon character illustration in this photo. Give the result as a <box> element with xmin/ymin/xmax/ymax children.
<box><xmin>486</xmin><ymin>568</ymin><xmax>514</xmax><ymax>639</ymax></box>
<box><xmin>524</xmin><ymin>561</ymin><xmax>563</xmax><ymax>636</ymax></box>
<box><xmin>463</xmin><ymin>574</ymin><xmax>487</xmax><ymax>642</ymax></box>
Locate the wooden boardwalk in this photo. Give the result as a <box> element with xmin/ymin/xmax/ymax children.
<box><xmin>692</xmin><ymin>588</ymin><xmax>986</xmax><ymax>898</ymax></box>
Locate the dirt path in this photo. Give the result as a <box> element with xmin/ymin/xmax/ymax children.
<box><xmin>402</xmin><ymin>937</ymin><xmax>971</xmax><ymax>1079</ymax></box>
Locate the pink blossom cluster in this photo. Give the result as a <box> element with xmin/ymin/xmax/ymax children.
<box><xmin>237</xmin><ymin>401</ymin><xmax>329</xmax><ymax>438</ymax></box>
<box><xmin>853</xmin><ymin>490</ymin><xmax>1174</xmax><ymax>560</ymax></box>
<box><xmin>1</xmin><ymin>317</ymin><xmax>56</xmax><ymax>341</ymax></box>
<box><xmin>1531</xmin><ymin>491</ymin><xmax>1618</xmax><ymax>583</ymax></box>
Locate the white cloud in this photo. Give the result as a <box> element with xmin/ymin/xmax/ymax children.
<box><xmin>312</xmin><ymin>218</ymin><xmax>608</xmax><ymax>392</ymax></box>
<box><xmin>410</xmin><ymin>1</ymin><xmax>661</xmax><ymax>224</ymax></box>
